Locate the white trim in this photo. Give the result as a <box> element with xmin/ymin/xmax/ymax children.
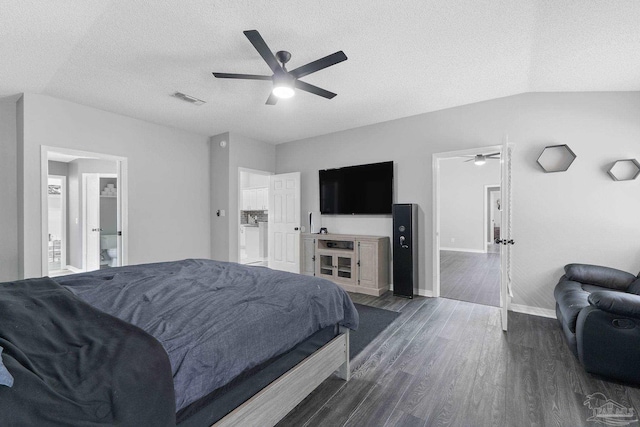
<box><xmin>510</xmin><ymin>303</ymin><xmax>556</xmax><ymax>319</ymax></box>
<box><xmin>65</xmin><ymin>265</ymin><xmax>82</xmax><ymax>273</ymax></box>
<box><xmin>439</xmin><ymin>247</ymin><xmax>487</xmax><ymax>254</ymax></box>
<box><xmin>415</xmin><ymin>288</ymin><xmax>434</xmax><ymax>298</ymax></box>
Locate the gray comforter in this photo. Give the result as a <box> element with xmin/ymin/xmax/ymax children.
<box><xmin>56</xmin><ymin>259</ymin><xmax>358</xmax><ymax>411</ymax></box>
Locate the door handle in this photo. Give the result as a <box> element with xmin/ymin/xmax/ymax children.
<box><xmin>92</xmin><ymin>228</ymin><xmax>103</xmax><ymax>232</ymax></box>
<box><xmin>495</xmin><ymin>239</ymin><xmax>515</xmax><ymax>245</ymax></box>
<box><xmin>400</xmin><ymin>235</ymin><xmax>409</xmax><ymax>249</ymax></box>
<box><xmin>294</xmin><ymin>227</ymin><xmax>299</xmax><ymax>231</ymax></box>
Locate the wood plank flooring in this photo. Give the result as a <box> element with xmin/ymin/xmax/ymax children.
<box><xmin>440</xmin><ymin>249</ymin><xmax>500</xmax><ymax>307</ymax></box>
<box><xmin>277</xmin><ymin>293</ymin><xmax>640</xmax><ymax>427</ymax></box>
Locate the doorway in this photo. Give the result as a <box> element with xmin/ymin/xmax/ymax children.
<box><xmin>433</xmin><ymin>143</ymin><xmax>514</xmax><ymax>330</ymax></box>
<box><xmin>47</xmin><ymin>175</ymin><xmax>67</xmax><ymax>273</ymax></box>
<box><xmin>41</xmin><ymin>147</ymin><xmax>128</xmax><ymax>277</ymax></box>
<box><xmin>238</xmin><ymin>168</ymin><xmax>272</xmax><ymax>266</ymax></box>
<box><xmin>83</xmin><ymin>173</ymin><xmax>119</xmax><ymax>271</ymax></box>
<box><xmin>437</xmin><ymin>155</ymin><xmax>501</xmax><ymax>307</ymax></box>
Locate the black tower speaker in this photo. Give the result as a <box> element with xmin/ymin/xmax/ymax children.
<box><xmin>392</xmin><ymin>204</ymin><xmax>418</xmax><ymax>298</ymax></box>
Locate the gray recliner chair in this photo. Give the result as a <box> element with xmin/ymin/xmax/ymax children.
<box><xmin>554</xmin><ymin>263</ymin><xmax>640</xmax><ymax>384</ymax></box>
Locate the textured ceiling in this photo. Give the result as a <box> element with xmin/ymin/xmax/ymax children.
<box><xmin>2</xmin><ymin>0</ymin><xmax>639</xmax><ymax>144</ymax></box>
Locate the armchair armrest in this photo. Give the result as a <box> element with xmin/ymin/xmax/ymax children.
<box><xmin>588</xmin><ymin>291</ymin><xmax>640</xmax><ymax>318</ymax></box>
<box><xmin>565</xmin><ymin>263</ymin><xmax>636</xmax><ymax>291</ymax></box>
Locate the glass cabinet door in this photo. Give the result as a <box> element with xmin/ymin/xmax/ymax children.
<box><xmin>319</xmin><ymin>255</ymin><xmax>333</xmax><ymax>277</ymax></box>
<box><xmin>337</xmin><ymin>256</ymin><xmax>352</xmax><ymax>279</ymax></box>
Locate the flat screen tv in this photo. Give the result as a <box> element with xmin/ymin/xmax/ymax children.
<box><xmin>319</xmin><ymin>161</ymin><xmax>393</xmax><ymax>214</ymax></box>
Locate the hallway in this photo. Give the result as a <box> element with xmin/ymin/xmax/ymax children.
<box><xmin>440</xmin><ymin>246</ymin><xmax>500</xmax><ymax>307</ymax></box>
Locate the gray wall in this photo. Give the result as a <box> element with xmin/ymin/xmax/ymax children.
<box><xmin>276</xmin><ymin>92</ymin><xmax>640</xmax><ymax>311</ymax></box>
<box><xmin>0</xmin><ymin>96</ymin><xmax>19</xmax><ymax>282</ymax></box>
<box><xmin>210</xmin><ymin>132</ymin><xmax>276</xmax><ymax>262</ymax></box>
<box><xmin>227</xmin><ymin>133</ymin><xmax>276</xmax><ymax>262</ymax></box>
<box><xmin>16</xmin><ymin>93</ymin><xmax>211</xmax><ymax>279</ymax></box>
<box><xmin>440</xmin><ymin>157</ymin><xmax>501</xmax><ymax>252</ymax></box>
<box><xmin>210</xmin><ymin>133</ymin><xmax>230</xmax><ymax>261</ymax></box>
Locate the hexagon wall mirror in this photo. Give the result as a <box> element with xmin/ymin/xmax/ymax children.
<box><xmin>536</xmin><ymin>144</ymin><xmax>577</xmax><ymax>173</ymax></box>
<box><xmin>607</xmin><ymin>159</ymin><xmax>640</xmax><ymax>181</ymax></box>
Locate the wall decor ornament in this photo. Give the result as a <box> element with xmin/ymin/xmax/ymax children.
<box><xmin>607</xmin><ymin>159</ymin><xmax>640</xmax><ymax>181</ymax></box>
<box><xmin>536</xmin><ymin>144</ymin><xmax>577</xmax><ymax>173</ymax></box>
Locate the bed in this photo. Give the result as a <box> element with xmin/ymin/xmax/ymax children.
<box><xmin>0</xmin><ymin>258</ymin><xmax>359</xmax><ymax>426</ymax></box>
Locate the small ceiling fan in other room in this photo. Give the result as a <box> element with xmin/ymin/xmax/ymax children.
<box><xmin>212</xmin><ymin>30</ymin><xmax>347</xmax><ymax>105</ymax></box>
<box><xmin>463</xmin><ymin>152</ymin><xmax>501</xmax><ymax>165</ymax></box>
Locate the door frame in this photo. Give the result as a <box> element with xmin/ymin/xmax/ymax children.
<box><xmin>431</xmin><ymin>144</ymin><xmax>508</xmax><ymax>310</ymax></box>
<box><xmin>237</xmin><ymin>167</ymin><xmax>273</xmax><ymax>264</ymax></box>
<box><xmin>47</xmin><ymin>174</ymin><xmax>67</xmax><ymax>271</ymax></box>
<box><xmin>484</xmin><ymin>184</ymin><xmax>500</xmax><ymax>252</ymax></box>
<box><xmin>40</xmin><ymin>146</ymin><xmax>128</xmax><ymax>276</ymax></box>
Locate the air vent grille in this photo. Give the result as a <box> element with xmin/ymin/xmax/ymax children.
<box><xmin>172</xmin><ymin>92</ymin><xmax>206</xmax><ymax>106</ymax></box>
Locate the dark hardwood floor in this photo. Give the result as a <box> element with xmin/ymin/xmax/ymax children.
<box><xmin>440</xmin><ymin>248</ymin><xmax>500</xmax><ymax>307</ymax></box>
<box><xmin>277</xmin><ymin>292</ymin><xmax>640</xmax><ymax>427</ymax></box>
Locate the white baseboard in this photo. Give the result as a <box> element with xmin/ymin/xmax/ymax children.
<box><xmin>65</xmin><ymin>265</ymin><xmax>82</xmax><ymax>273</ymax></box>
<box><xmin>415</xmin><ymin>288</ymin><xmax>433</xmax><ymax>297</ymax></box>
<box><xmin>509</xmin><ymin>303</ymin><xmax>556</xmax><ymax>319</ymax></box>
<box><xmin>440</xmin><ymin>247</ymin><xmax>486</xmax><ymax>254</ymax></box>
<box><xmin>388</xmin><ymin>284</ymin><xmax>433</xmax><ymax>298</ymax></box>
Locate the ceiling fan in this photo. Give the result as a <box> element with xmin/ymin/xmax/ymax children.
<box><xmin>463</xmin><ymin>152</ymin><xmax>501</xmax><ymax>165</ymax></box>
<box><xmin>212</xmin><ymin>30</ymin><xmax>347</xmax><ymax>105</ymax></box>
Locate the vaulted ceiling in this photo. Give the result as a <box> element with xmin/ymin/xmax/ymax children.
<box><xmin>2</xmin><ymin>1</ymin><xmax>639</xmax><ymax>143</ymax></box>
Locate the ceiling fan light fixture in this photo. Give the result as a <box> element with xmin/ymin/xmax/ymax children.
<box><xmin>474</xmin><ymin>155</ymin><xmax>487</xmax><ymax>166</ymax></box>
<box><xmin>272</xmin><ymin>84</ymin><xmax>295</xmax><ymax>98</ymax></box>
<box><xmin>272</xmin><ymin>71</ymin><xmax>295</xmax><ymax>99</ymax></box>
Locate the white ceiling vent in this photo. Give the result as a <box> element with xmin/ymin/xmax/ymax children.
<box><xmin>172</xmin><ymin>92</ymin><xmax>206</xmax><ymax>106</ymax></box>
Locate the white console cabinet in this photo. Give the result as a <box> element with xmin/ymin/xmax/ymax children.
<box><xmin>300</xmin><ymin>233</ymin><xmax>389</xmax><ymax>296</ymax></box>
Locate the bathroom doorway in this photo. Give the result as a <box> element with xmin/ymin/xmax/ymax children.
<box><xmin>83</xmin><ymin>173</ymin><xmax>119</xmax><ymax>271</ymax></box>
<box><xmin>41</xmin><ymin>147</ymin><xmax>128</xmax><ymax>276</ymax></box>
<box><xmin>47</xmin><ymin>175</ymin><xmax>67</xmax><ymax>274</ymax></box>
<box><xmin>238</xmin><ymin>168</ymin><xmax>272</xmax><ymax>266</ymax></box>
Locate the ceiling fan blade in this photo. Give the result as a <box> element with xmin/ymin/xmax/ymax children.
<box><xmin>295</xmin><ymin>80</ymin><xmax>337</xmax><ymax>99</ymax></box>
<box><xmin>464</xmin><ymin>159</ymin><xmax>474</xmax><ymax>162</ymax></box>
<box><xmin>486</xmin><ymin>152</ymin><xmax>501</xmax><ymax>157</ymax></box>
<box><xmin>290</xmin><ymin>51</ymin><xmax>348</xmax><ymax>79</ymax></box>
<box><xmin>243</xmin><ymin>30</ymin><xmax>282</xmax><ymax>74</ymax></box>
<box><xmin>212</xmin><ymin>73</ymin><xmax>272</xmax><ymax>80</ymax></box>
<box><xmin>265</xmin><ymin>92</ymin><xmax>278</xmax><ymax>105</ymax></box>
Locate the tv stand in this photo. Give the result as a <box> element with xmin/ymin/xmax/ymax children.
<box><xmin>301</xmin><ymin>233</ymin><xmax>390</xmax><ymax>296</ymax></box>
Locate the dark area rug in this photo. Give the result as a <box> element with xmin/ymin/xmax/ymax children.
<box><xmin>350</xmin><ymin>303</ymin><xmax>400</xmax><ymax>359</ymax></box>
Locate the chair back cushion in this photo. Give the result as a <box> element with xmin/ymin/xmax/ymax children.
<box><xmin>565</xmin><ymin>264</ymin><xmax>636</xmax><ymax>291</ymax></box>
<box><xmin>628</xmin><ymin>277</ymin><xmax>640</xmax><ymax>295</ymax></box>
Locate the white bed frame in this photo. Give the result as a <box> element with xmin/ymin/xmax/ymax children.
<box><xmin>212</xmin><ymin>327</ymin><xmax>350</xmax><ymax>427</ymax></box>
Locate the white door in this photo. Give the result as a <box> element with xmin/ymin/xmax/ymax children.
<box><xmin>84</xmin><ymin>174</ymin><xmax>101</xmax><ymax>272</ymax></box>
<box><xmin>268</xmin><ymin>172</ymin><xmax>301</xmax><ymax>273</ymax></box>
<box><xmin>500</xmin><ymin>141</ymin><xmax>514</xmax><ymax>331</ymax></box>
